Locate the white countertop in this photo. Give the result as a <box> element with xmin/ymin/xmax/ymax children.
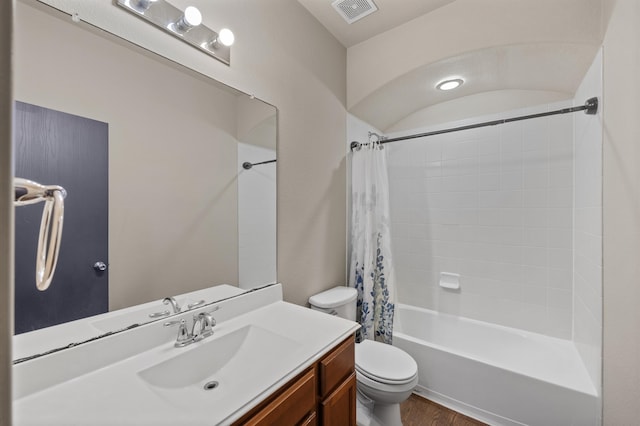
<box><xmin>13</xmin><ymin>285</ymin><xmax>359</xmax><ymax>425</ymax></box>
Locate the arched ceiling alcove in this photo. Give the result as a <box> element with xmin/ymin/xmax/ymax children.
<box><xmin>351</xmin><ymin>43</ymin><xmax>601</xmax><ymax>131</ymax></box>
<box><xmin>298</xmin><ymin>0</ymin><xmax>604</xmax><ymax>132</ymax></box>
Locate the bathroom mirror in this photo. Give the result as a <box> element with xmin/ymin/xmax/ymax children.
<box><xmin>12</xmin><ymin>0</ymin><xmax>277</xmax><ymax>356</ymax></box>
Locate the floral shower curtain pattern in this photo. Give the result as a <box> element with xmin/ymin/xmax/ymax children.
<box><xmin>348</xmin><ymin>140</ymin><xmax>395</xmax><ymax>344</ymax></box>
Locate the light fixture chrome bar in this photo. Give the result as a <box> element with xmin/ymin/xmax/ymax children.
<box><xmin>116</xmin><ymin>0</ymin><xmax>231</xmax><ymax>66</ymax></box>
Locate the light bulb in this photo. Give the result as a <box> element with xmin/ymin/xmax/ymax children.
<box><xmin>134</xmin><ymin>0</ymin><xmax>158</xmax><ymax>12</ymax></box>
<box><xmin>183</xmin><ymin>6</ymin><xmax>202</xmax><ymax>26</ymax></box>
<box><xmin>174</xmin><ymin>6</ymin><xmax>202</xmax><ymax>32</ymax></box>
<box><xmin>218</xmin><ymin>28</ymin><xmax>235</xmax><ymax>47</ymax></box>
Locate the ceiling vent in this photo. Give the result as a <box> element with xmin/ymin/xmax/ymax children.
<box><xmin>331</xmin><ymin>0</ymin><xmax>378</xmax><ymax>24</ymax></box>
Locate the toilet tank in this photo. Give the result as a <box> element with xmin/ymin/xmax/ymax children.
<box><xmin>308</xmin><ymin>286</ymin><xmax>357</xmax><ymax>321</ymax></box>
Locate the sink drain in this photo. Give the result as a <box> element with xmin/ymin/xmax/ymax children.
<box><xmin>203</xmin><ymin>381</ymin><xmax>219</xmax><ymax>390</ymax></box>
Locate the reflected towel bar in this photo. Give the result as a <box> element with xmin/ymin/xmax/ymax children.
<box><xmin>242</xmin><ymin>159</ymin><xmax>276</xmax><ymax>170</ymax></box>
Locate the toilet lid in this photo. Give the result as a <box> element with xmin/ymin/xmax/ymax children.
<box><xmin>355</xmin><ymin>340</ymin><xmax>418</xmax><ymax>385</ymax></box>
<box><xmin>308</xmin><ymin>286</ymin><xmax>357</xmax><ymax>309</ymax></box>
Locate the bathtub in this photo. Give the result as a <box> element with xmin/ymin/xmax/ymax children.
<box><xmin>393</xmin><ymin>304</ymin><xmax>599</xmax><ymax>426</ymax></box>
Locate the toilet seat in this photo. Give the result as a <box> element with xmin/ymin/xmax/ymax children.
<box><xmin>355</xmin><ymin>340</ymin><xmax>418</xmax><ymax>385</ymax></box>
<box><xmin>356</xmin><ymin>369</ymin><xmax>418</xmax><ymax>397</ymax></box>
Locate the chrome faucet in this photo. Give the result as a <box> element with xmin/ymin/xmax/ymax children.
<box><xmin>165</xmin><ymin>307</ymin><xmax>219</xmax><ymax>348</ymax></box>
<box><xmin>172</xmin><ymin>319</ymin><xmax>192</xmax><ymax>347</ymax></box>
<box><xmin>163</xmin><ymin>297</ymin><xmax>181</xmax><ymax>314</ymax></box>
<box><xmin>192</xmin><ymin>311</ymin><xmax>216</xmax><ymax>341</ymax></box>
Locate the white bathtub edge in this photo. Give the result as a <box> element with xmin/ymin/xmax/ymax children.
<box><xmin>412</xmin><ymin>386</ymin><xmax>527</xmax><ymax>426</ymax></box>
<box><xmin>395</xmin><ymin>304</ymin><xmax>598</xmax><ymax>397</ymax></box>
<box><xmin>394</xmin><ymin>303</ymin><xmax>600</xmax><ymax>425</ymax></box>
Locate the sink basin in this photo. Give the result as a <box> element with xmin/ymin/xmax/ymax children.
<box><xmin>137</xmin><ymin>325</ymin><xmax>301</xmax><ymax>408</ymax></box>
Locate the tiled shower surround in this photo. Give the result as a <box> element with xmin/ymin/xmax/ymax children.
<box><xmin>387</xmin><ymin>102</ymin><xmax>576</xmax><ymax>338</ymax></box>
<box><xmin>573</xmin><ymin>49</ymin><xmax>603</xmax><ymax>393</ymax></box>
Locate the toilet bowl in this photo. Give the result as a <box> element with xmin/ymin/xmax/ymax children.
<box><xmin>355</xmin><ymin>339</ymin><xmax>418</xmax><ymax>426</ymax></box>
<box><xmin>309</xmin><ymin>286</ymin><xmax>418</xmax><ymax>426</ymax></box>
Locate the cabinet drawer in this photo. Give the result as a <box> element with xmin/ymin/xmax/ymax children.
<box><xmin>319</xmin><ymin>336</ymin><xmax>355</xmax><ymax>398</ymax></box>
<box><xmin>238</xmin><ymin>368</ymin><xmax>316</xmax><ymax>426</ymax></box>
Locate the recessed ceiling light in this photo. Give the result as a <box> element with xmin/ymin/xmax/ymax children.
<box><xmin>436</xmin><ymin>78</ymin><xmax>464</xmax><ymax>91</ymax></box>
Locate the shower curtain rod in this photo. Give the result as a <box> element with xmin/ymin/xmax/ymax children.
<box><xmin>242</xmin><ymin>159</ymin><xmax>276</xmax><ymax>170</ymax></box>
<box><xmin>350</xmin><ymin>97</ymin><xmax>598</xmax><ymax>151</ymax></box>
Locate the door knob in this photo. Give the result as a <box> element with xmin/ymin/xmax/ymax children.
<box><xmin>93</xmin><ymin>261</ymin><xmax>107</xmax><ymax>272</ymax></box>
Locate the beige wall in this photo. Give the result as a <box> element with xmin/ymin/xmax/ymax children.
<box><xmin>0</xmin><ymin>0</ymin><xmax>13</xmax><ymax>422</ymax></box>
<box><xmin>15</xmin><ymin>3</ymin><xmax>242</xmax><ymax>310</ymax></box>
<box><xmin>602</xmin><ymin>1</ymin><xmax>640</xmax><ymax>423</ymax></box>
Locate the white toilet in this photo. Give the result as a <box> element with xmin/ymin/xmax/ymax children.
<box><xmin>309</xmin><ymin>286</ymin><xmax>418</xmax><ymax>426</ymax></box>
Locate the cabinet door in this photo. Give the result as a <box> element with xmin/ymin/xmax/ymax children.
<box><xmin>321</xmin><ymin>373</ymin><xmax>356</xmax><ymax>426</ymax></box>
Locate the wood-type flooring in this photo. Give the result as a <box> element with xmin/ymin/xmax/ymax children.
<box><xmin>400</xmin><ymin>394</ymin><xmax>488</xmax><ymax>426</ymax></box>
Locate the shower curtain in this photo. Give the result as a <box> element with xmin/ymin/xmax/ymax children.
<box><xmin>349</xmin><ymin>140</ymin><xmax>395</xmax><ymax>344</ymax></box>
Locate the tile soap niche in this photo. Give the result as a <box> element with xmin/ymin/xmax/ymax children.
<box><xmin>439</xmin><ymin>272</ymin><xmax>460</xmax><ymax>290</ymax></box>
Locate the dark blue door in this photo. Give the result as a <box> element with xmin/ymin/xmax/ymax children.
<box><xmin>14</xmin><ymin>101</ymin><xmax>109</xmax><ymax>334</ymax></box>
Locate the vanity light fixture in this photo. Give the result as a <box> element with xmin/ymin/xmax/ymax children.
<box><xmin>117</xmin><ymin>0</ymin><xmax>233</xmax><ymax>65</ymax></box>
<box><xmin>436</xmin><ymin>78</ymin><xmax>464</xmax><ymax>91</ymax></box>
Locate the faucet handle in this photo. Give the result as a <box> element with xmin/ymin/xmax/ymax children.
<box><xmin>187</xmin><ymin>299</ymin><xmax>206</xmax><ymax>310</ymax></box>
<box><xmin>166</xmin><ymin>319</ymin><xmax>192</xmax><ymax>348</ymax></box>
<box><xmin>205</xmin><ymin>306</ymin><xmax>219</xmax><ymax>330</ymax></box>
<box><xmin>194</xmin><ymin>312</ymin><xmax>215</xmax><ymax>340</ymax></box>
<box><xmin>163</xmin><ymin>297</ymin><xmax>181</xmax><ymax>314</ymax></box>
<box><xmin>202</xmin><ymin>311</ymin><xmax>216</xmax><ymax>328</ymax></box>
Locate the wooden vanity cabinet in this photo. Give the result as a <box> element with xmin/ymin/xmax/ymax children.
<box><xmin>318</xmin><ymin>336</ymin><xmax>356</xmax><ymax>425</ymax></box>
<box><xmin>232</xmin><ymin>335</ymin><xmax>355</xmax><ymax>426</ymax></box>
